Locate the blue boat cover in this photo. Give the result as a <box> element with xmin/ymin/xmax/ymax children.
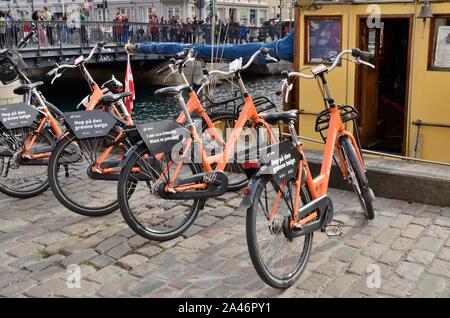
<box><xmin>134</xmin><ymin>30</ymin><xmax>295</xmax><ymax>64</ymax></box>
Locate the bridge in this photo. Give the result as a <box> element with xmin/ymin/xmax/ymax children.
<box><xmin>1</xmin><ymin>20</ymin><xmax>282</xmax><ymax>68</ymax></box>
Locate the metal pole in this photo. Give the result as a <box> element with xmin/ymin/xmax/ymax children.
<box><xmin>102</xmin><ymin>0</ymin><xmax>106</xmax><ymax>22</ymax></box>
<box><xmin>279</xmin><ymin>0</ymin><xmax>282</xmax><ymax>20</ymax></box>
<box><xmin>210</xmin><ymin>0</ymin><xmax>215</xmax><ymax>70</ymax></box>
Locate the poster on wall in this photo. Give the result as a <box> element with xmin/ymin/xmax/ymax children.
<box><xmin>434</xmin><ymin>26</ymin><xmax>450</xmax><ymax>68</ymax></box>
<box><xmin>307</xmin><ymin>18</ymin><xmax>342</xmax><ymax>63</ymax></box>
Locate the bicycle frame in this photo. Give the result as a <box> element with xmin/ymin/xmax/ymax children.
<box><xmin>273</xmin><ymin>72</ymin><xmax>366</xmax><ymax>229</ymax></box>
<box><xmin>291</xmin><ymin>107</ymin><xmax>364</xmax><ymax>226</ymax></box>
<box><xmin>98</xmin><ymin>86</ymin><xmax>223</xmax><ymax>175</ymax></box>
<box><xmin>14</xmin><ymin>73</ymin><xmax>64</xmax><ymax>160</ymax></box>
<box><xmin>163</xmin><ymin>91</ymin><xmax>278</xmax><ymax>193</ymax></box>
<box><xmin>54</xmin><ymin>58</ymin><xmax>137</xmax><ymax>175</ymax></box>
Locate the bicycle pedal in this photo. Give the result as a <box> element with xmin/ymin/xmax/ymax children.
<box><xmin>324</xmin><ymin>224</ymin><xmax>343</xmax><ymax>237</ymax></box>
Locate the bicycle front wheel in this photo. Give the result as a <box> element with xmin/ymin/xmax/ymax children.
<box><xmin>246</xmin><ymin>174</ymin><xmax>313</xmax><ymax>289</ymax></box>
<box><xmin>339</xmin><ymin>136</ymin><xmax>375</xmax><ymax>220</ymax></box>
<box><xmin>118</xmin><ymin>145</ymin><xmax>203</xmax><ymax>241</ymax></box>
<box><xmin>0</xmin><ymin>125</ymin><xmax>53</xmax><ymax>198</ymax></box>
<box><xmin>48</xmin><ymin>131</ymin><xmax>129</xmax><ymax>216</ymax></box>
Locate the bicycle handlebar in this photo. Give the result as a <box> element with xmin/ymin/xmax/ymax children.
<box><xmin>84</xmin><ymin>42</ymin><xmax>104</xmax><ymax>63</ymax></box>
<box><xmin>156</xmin><ymin>49</ymin><xmax>196</xmax><ymax>76</ymax></box>
<box><xmin>280</xmin><ymin>49</ymin><xmax>375</xmax><ymax>103</ymax></box>
<box><xmin>156</xmin><ymin>58</ymin><xmax>177</xmax><ymax>75</ymax></box>
<box><xmin>46</xmin><ymin>42</ymin><xmax>105</xmax><ymax>83</ymax></box>
<box><xmin>288</xmin><ymin>49</ymin><xmax>375</xmax><ymax>80</ymax></box>
<box><xmin>351</xmin><ymin>48</ymin><xmax>374</xmax><ymax>61</ymax></box>
<box><xmin>207</xmin><ymin>47</ymin><xmax>277</xmax><ymax>77</ymax></box>
<box><xmin>18</xmin><ymin>29</ymin><xmax>35</xmax><ymax>50</ymax></box>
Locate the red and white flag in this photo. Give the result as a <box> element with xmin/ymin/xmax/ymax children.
<box><xmin>124</xmin><ymin>54</ymin><xmax>135</xmax><ymax>113</ymax></box>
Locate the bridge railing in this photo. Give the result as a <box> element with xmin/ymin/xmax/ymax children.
<box><xmin>0</xmin><ymin>21</ymin><xmax>285</xmax><ymax>50</ymax></box>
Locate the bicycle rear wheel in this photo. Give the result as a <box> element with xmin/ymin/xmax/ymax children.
<box><xmin>339</xmin><ymin>136</ymin><xmax>375</xmax><ymax>220</ymax></box>
<box><xmin>48</xmin><ymin>131</ymin><xmax>129</xmax><ymax>216</ymax></box>
<box><xmin>118</xmin><ymin>145</ymin><xmax>202</xmax><ymax>241</ymax></box>
<box><xmin>246</xmin><ymin>174</ymin><xmax>313</xmax><ymax>289</ymax></box>
<box><xmin>0</xmin><ymin>125</ymin><xmax>53</xmax><ymax>198</ymax></box>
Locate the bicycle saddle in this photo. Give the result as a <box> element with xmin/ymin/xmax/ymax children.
<box><xmin>98</xmin><ymin>92</ymin><xmax>131</xmax><ymax>104</ymax></box>
<box><xmin>13</xmin><ymin>81</ymin><xmax>44</xmax><ymax>95</ymax></box>
<box><xmin>261</xmin><ymin>109</ymin><xmax>299</xmax><ymax>125</ymax></box>
<box><xmin>154</xmin><ymin>84</ymin><xmax>190</xmax><ymax>99</ymax></box>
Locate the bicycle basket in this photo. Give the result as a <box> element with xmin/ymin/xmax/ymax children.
<box><xmin>199</xmin><ymin>92</ymin><xmax>277</xmax><ymax>117</ymax></box>
<box><xmin>0</xmin><ymin>50</ymin><xmax>27</xmax><ymax>85</ymax></box>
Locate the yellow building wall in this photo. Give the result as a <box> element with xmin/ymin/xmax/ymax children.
<box><xmin>296</xmin><ymin>2</ymin><xmax>450</xmax><ymax>163</ymax></box>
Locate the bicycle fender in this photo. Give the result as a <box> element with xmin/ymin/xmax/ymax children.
<box><xmin>238</xmin><ymin>165</ymin><xmax>270</xmax><ymax>211</ymax></box>
<box><xmin>119</xmin><ymin>140</ymin><xmax>146</xmax><ymax>168</ymax></box>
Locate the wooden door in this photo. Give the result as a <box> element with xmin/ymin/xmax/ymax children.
<box><xmin>358</xmin><ymin>21</ymin><xmax>381</xmax><ymax>146</ymax></box>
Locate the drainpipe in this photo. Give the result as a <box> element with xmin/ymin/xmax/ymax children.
<box><xmin>407</xmin><ymin>1</ymin><xmax>419</xmax><ymax>157</ymax></box>
<box><xmin>345</xmin><ymin>1</ymin><xmax>351</xmax><ymax>106</ymax></box>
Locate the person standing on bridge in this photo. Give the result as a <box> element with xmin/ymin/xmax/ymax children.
<box><xmin>185</xmin><ymin>18</ymin><xmax>193</xmax><ymax>44</ymax></box>
<box><xmin>32</xmin><ymin>10</ymin><xmax>47</xmax><ymax>46</ymax></box>
<box><xmin>0</xmin><ymin>12</ymin><xmax>6</xmax><ymax>49</ymax></box>
<box><xmin>5</xmin><ymin>10</ymin><xmax>17</xmax><ymax>47</ymax></box>
<box><xmin>113</xmin><ymin>12</ymin><xmax>123</xmax><ymax>44</ymax></box>
<box><xmin>160</xmin><ymin>17</ymin><xmax>169</xmax><ymax>42</ymax></box>
<box><xmin>42</xmin><ymin>7</ymin><xmax>53</xmax><ymax>45</ymax></box>
<box><xmin>80</xmin><ymin>7</ymin><xmax>88</xmax><ymax>45</ymax></box>
<box><xmin>149</xmin><ymin>15</ymin><xmax>159</xmax><ymax>42</ymax></box>
<box><xmin>122</xmin><ymin>14</ymin><xmax>129</xmax><ymax>44</ymax></box>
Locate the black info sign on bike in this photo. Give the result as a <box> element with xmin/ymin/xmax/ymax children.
<box><xmin>260</xmin><ymin>140</ymin><xmax>302</xmax><ymax>184</ymax></box>
<box><xmin>64</xmin><ymin>110</ymin><xmax>116</xmax><ymax>139</ymax></box>
<box><xmin>0</xmin><ymin>103</ymin><xmax>38</xmax><ymax>129</ymax></box>
<box><xmin>137</xmin><ymin>119</ymin><xmax>186</xmax><ymax>154</ymax></box>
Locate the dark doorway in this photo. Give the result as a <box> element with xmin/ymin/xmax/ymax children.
<box><xmin>356</xmin><ymin>17</ymin><xmax>411</xmax><ymax>154</ymax></box>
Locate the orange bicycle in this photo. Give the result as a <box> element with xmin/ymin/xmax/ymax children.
<box><xmin>0</xmin><ymin>37</ymin><xmax>129</xmax><ymax>199</ymax></box>
<box><xmin>117</xmin><ymin>48</ymin><xmax>289</xmax><ymax>241</ymax></box>
<box><xmin>241</xmin><ymin>49</ymin><xmax>376</xmax><ymax>288</ymax></box>
<box><xmin>48</xmin><ymin>48</ymin><xmax>260</xmax><ymax>216</ymax></box>
<box><xmin>46</xmin><ymin>42</ymin><xmax>138</xmax><ymax>216</ymax></box>
<box><xmin>0</xmin><ymin>30</ymin><xmax>65</xmax><ymax>197</ymax></box>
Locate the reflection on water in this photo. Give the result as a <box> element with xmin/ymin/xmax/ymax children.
<box><xmin>41</xmin><ymin>75</ymin><xmax>283</xmax><ymax>123</ymax></box>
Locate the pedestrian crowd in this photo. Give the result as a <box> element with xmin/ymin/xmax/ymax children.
<box><xmin>138</xmin><ymin>15</ymin><xmax>288</xmax><ymax>45</ymax></box>
<box><xmin>0</xmin><ymin>9</ymin><xmax>290</xmax><ymax>49</ymax></box>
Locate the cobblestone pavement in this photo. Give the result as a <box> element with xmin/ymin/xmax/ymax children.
<box><xmin>0</xmin><ymin>188</ymin><xmax>449</xmax><ymax>298</ymax></box>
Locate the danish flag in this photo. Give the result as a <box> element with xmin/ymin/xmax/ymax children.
<box><xmin>124</xmin><ymin>54</ymin><xmax>135</xmax><ymax>113</ymax></box>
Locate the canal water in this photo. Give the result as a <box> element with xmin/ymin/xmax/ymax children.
<box><xmin>40</xmin><ymin>75</ymin><xmax>283</xmax><ymax>123</ymax></box>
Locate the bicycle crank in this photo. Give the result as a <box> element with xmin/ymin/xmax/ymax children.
<box><xmin>282</xmin><ymin>195</ymin><xmax>334</xmax><ymax>240</ymax></box>
<box><xmin>158</xmin><ymin>170</ymin><xmax>229</xmax><ymax>200</ymax></box>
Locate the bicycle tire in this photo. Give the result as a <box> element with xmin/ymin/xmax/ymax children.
<box><xmin>48</xmin><ymin>130</ymin><xmax>130</xmax><ymax>216</ymax></box>
<box><xmin>340</xmin><ymin>136</ymin><xmax>375</xmax><ymax>220</ymax></box>
<box><xmin>246</xmin><ymin>174</ymin><xmax>313</xmax><ymax>289</ymax></box>
<box><xmin>0</xmin><ymin>126</ymin><xmax>53</xmax><ymax>198</ymax></box>
<box><xmin>118</xmin><ymin>144</ymin><xmax>203</xmax><ymax>241</ymax></box>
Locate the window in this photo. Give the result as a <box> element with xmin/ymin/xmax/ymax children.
<box><xmin>217</xmin><ymin>8</ymin><xmax>225</xmax><ymax>20</ymax></box>
<box><xmin>118</xmin><ymin>8</ymin><xmax>131</xmax><ymax>20</ymax></box>
<box><xmin>429</xmin><ymin>15</ymin><xmax>450</xmax><ymax>70</ymax></box>
<box><xmin>240</xmin><ymin>8</ymin><xmax>249</xmax><ymax>23</ymax></box>
<box><xmin>258</xmin><ymin>10</ymin><xmax>267</xmax><ymax>27</ymax></box>
<box><xmin>97</xmin><ymin>9</ymin><xmax>110</xmax><ymax>21</ymax></box>
<box><xmin>250</xmin><ymin>9</ymin><xmax>256</xmax><ymax>24</ymax></box>
<box><xmin>167</xmin><ymin>7</ymin><xmax>183</xmax><ymax>19</ymax></box>
<box><xmin>305</xmin><ymin>16</ymin><xmax>342</xmax><ymax>64</ymax></box>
